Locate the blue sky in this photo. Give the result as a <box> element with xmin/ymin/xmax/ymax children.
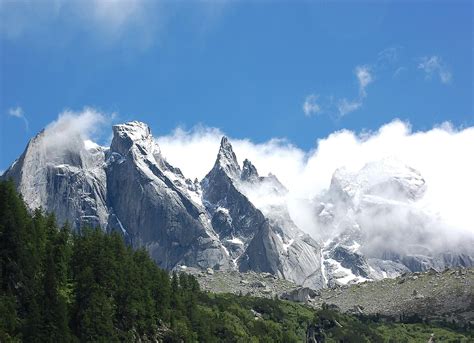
<box><xmin>0</xmin><ymin>0</ymin><xmax>472</xmax><ymax>172</ymax></box>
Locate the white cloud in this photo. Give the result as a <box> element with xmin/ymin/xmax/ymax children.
<box><xmin>8</xmin><ymin>106</ymin><xmax>29</xmax><ymax>131</ymax></box>
<box><xmin>156</xmin><ymin>120</ymin><xmax>474</xmax><ymax>241</ymax></box>
<box><xmin>355</xmin><ymin>65</ymin><xmax>373</xmax><ymax>97</ymax></box>
<box><xmin>0</xmin><ymin>0</ymin><xmax>157</xmax><ymax>42</ymax></box>
<box><xmin>157</xmin><ymin>125</ymin><xmax>306</xmax><ymax>185</ymax></box>
<box><xmin>377</xmin><ymin>46</ymin><xmax>402</xmax><ymax>66</ymax></box>
<box><xmin>41</xmin><ymin>107</ymin><xmax>112</xmax><ymax>158</ymax></box>
<box><xmin>302</xmin><ymin>94</ymin><xmax>321</xmax><ymax>117</ymax></box>
<box><xmin>303</xmin><ymin>65</ymin><xmax>373</xmax><ymax>117</ymax></box>
<box><xmin>418</xmin><ymin>55</ymin><xmax>452</xmax><ymax>84</ymax></box>
<box><xmin>337</xmin><ymin>98</ymin><xmax>362</xmax><ymax>117</ymax></box>
<box><xmin>8</xmin><ymin>106</ymin><xmax>23</xmax><ymax>118</ymax></box>
<box><xmin>0</xmin><ymin>1</ymin><xmax>229</xmax><ymax>49</ymax></box>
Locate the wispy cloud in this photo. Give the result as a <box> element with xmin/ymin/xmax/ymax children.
<box><xmin>302</xmin><ymin>94</ymin><xmax>321</xmax><ymax>117</ymax></box>
<box><xmin>303</xmin><ymin>65</ymin><xmax>372</xmax><ymax>118</ymax></box>
<box><xmin>8</xmin><ymin>106</ymin><xmax>29</xmax><ymax>131</ymax></box>
<box><xmin>355</xmin><ymin>65</ymin><xmax>373</xmax><ymax>97</ymax></box>
<box><xmin>377</xmin><ymin>46</ymin><xmax>402</xmax><ymax>67</ymax></box>
<box><xmin>337</xmin><ymin>98</ymin><xmax>362</xmax><ymax>117</ymax></box>
<box><xmin>302</xmin><ymin>48</ymin><xmax>456</xmax><ymax>118</ymax></box>
<box><xmin>0</xmin><ymin>1</ymin><xmax>230</xmax><ymax>50</ymax></box>
<box><xmin>418</xmin><ymin>55</ymin><xmax>452</xmax><ymax>84</ymax></box>
<box><xmin>0</xmin><ymin>0</ymin><xmax>160</xmax><ymax>46</ymax></box>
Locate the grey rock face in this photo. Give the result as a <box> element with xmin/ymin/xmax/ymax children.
<box><xmin>105</xmin><ymin>122</ymin><xmax>229</xmax><ymax>270</ymax></box>
<box><xmin>201</xmin><ymin>137</ymin><xmax>268</xmax><ymax>262</ymax></box>
<box><xmin>4</xmin><ymin>121</ymin><xmax>230</xmax><ymax>272</ymax></box>
<box><xmin>2</xmin><ymin>131</ymin><xmax>109</xmax><ymax>230</ymax></box>
<box><xmin>202</xmin><ymin>137</ymin><xmax>324</xmax><ymax>289</ymax></box>
<box><xmin>241</xmin><ymin>159</ymin><xmax>259</xmax><ymax>183</ymax></box>
<box><xmin>281</xmin><ymin>287</ymin><xmax>320</xmax><ymax>303</ymax></box>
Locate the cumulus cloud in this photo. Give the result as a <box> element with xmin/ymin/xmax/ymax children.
<box><xmin>302</xmin><ymin>94</ymin><xmax>321</xmax><ymax>117</ymax></box>
<box><xmin>8</xmin><ymin>106</ymin><xmax>29</xmax><ymax>131</ymax></box>
<box><xmin>418</xmin><ymin>55</ymin><xmax>452</xmax><ymax>84</ymax></box>
<box><xmin>156</xmin><ymin>120</ymin><xmax>474</xmax><ymax>244</ymax></box>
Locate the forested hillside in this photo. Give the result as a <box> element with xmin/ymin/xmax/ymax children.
<box><xmin>0</xmin><ymin>179</ymin><xmax>471</xmax><ymax>342</ymax></box>
<box><xmin>0</xmin><ymin>179</ymin><xmax>313</xmax><ymax>342</ymax></box>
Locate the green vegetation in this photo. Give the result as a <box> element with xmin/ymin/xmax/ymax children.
<box><xmin>0</xmin><ymin>179</ymin><xmax>472</xmax><ymax>342</ymax></box>
<box><xmin>309</xmin><ymin>305</ymin><xmax>472</xmax><ymax>342</ymax></box>
<box><xmin>0</xmin><ymin>179</ymin><xmax>311</xmax><ymax>342</ymax></box>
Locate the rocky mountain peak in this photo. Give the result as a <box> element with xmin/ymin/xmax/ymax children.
<box><xmin>328</xmin><ymin>158</ymin><xmax>426</xmax><ymax>205</ymax></box>
<box><xmin>113</xmin><ymin>121</ymin><xmax>151</xmax><ymax>141</ymax></box>
<box><xmin>241</xmin><ymin>159</ymin><xmax>259</xmax><ymax>183</ymax></box>
<box><xmin>111</xmin><ymin>121</ymin><xmax>159</xmax><ymax>157</ymax></box>
<box><xmin>214</xmin><ymin>136</ymin><xmax>241</xmax><ymax>178</ymax></box>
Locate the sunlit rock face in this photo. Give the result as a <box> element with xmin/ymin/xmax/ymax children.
<box><xmin>105</xmin><ymin>122</ymin><xmax>229</xmax><ymax>270</ymax></box>
<box><xmin>4</xmin><ymin>121</ymin><xmax>230</xmax><ymax>272</ymax></box>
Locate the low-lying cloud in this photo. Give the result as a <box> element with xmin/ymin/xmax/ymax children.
<box><xmin>157</xmin><ymin>120</ymin><xmax>474</xmax><ymax>244</ymax></box>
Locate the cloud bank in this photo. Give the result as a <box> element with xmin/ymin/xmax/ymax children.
<box><xmin>156</xmin><ymin>120</ymin><xmax>474</xmax><ymax>240</ymax></box>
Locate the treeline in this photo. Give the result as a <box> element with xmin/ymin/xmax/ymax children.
<box><xmin>1</xmin><ymin>179</ymin><xmax>472</xmax><ymax>342</ymax></box>
<box><xmin>0</xmin><ymin>180</ymin><xmax>311</xmax><ymax>342</ymax></box>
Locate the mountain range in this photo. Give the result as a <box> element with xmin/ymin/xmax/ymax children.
<box><xmin>2</xmin><ymin>121</ymin><xmax>472</xmax><ymax>289</ymax></box>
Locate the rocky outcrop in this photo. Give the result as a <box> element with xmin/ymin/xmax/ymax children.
<box><xmin>2</xmin><ymin>130</ymin><xmax>109</xmax><ymax>229</ymax></box>
<box><xmin>105</xmin><ymin>122</ymin><xmax>229</xmax><ymax>270</ymax></box>
<box><xmin>202</xmin><ymin>137</ymin><xmax>324</xmax><ymax>288</ymax></box>
<box><xmin>281</xmin><ymin>287</ymin><xmax>320</xmax><ymax>303</ymax></box>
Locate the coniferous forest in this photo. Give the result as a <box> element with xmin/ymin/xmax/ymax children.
<box><xmin>0</xmin><ymin>179</ymin><xmax>471</xmax><ymax>342</ymax></box>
